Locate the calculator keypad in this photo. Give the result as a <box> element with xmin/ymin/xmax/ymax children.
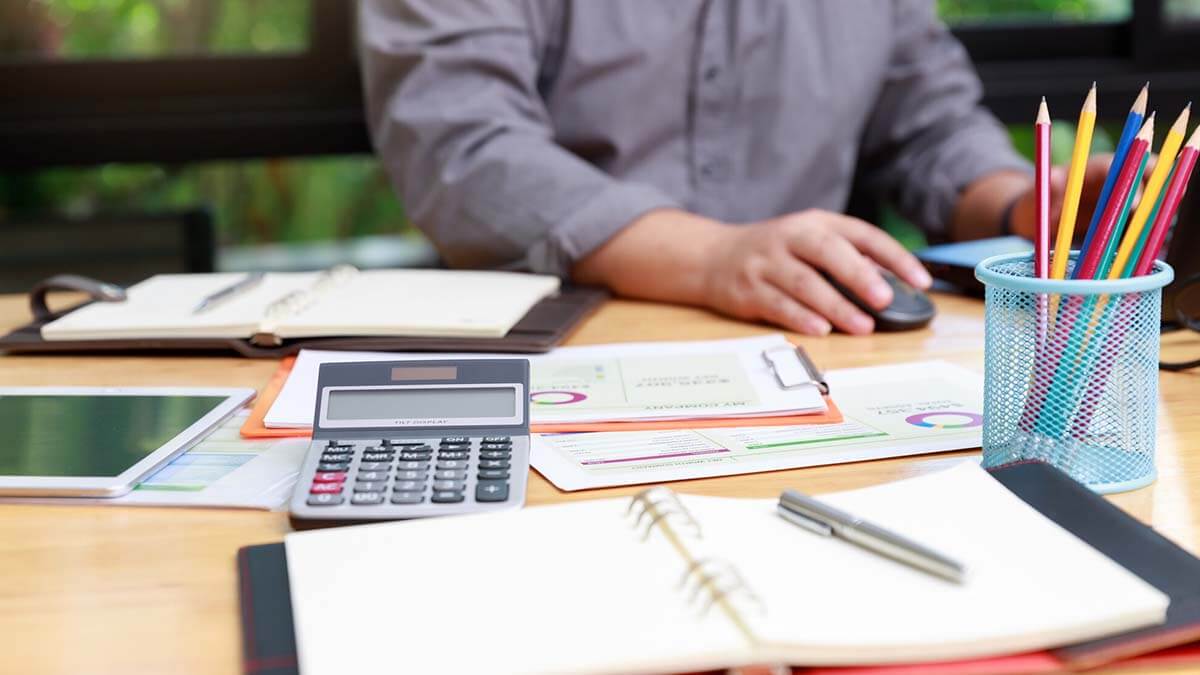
<box><xmin>297</xmin><ymin>435</ymin><xmax>521</xmax><ymax>517</ymax></box>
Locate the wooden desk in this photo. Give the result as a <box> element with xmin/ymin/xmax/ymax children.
<box><xmin>2</xmin><ymin>292</ymin><xmax>1198</xmax><ymax>675</ymax></box>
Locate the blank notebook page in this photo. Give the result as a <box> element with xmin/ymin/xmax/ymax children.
<box><xmin>274</xmin><ymin>270</ymin><xmax>561</xmax><ymax>338</ymax></box>
<box><xmin>284</xmin><ymin>499</ymin><xmax>747</xmax><ymax>675</ymax></box>
<box><xmin>682</xmin><ymin>462</ymin><xmax>1169</xmax><ymax>665</ymax></box>
<box><xmin>41</xmin><ymin>273</ymin><xmax>318</xmax><ymax>340</ymax></box>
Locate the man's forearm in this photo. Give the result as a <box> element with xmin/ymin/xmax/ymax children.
<box><xmin>950</xmin><ymin>170</ymin><xmax>1033</xmax><ymax>241</ymax></box>
<box><xmin>571</xmin><ymin>209</ymin><xmax>732</xmax><ymax>305</ymax></box>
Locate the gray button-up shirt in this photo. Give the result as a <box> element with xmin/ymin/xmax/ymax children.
<box><xmin>360</xmin><ymin>0</ymin><xmax>1030</xmax><ymax>277</ymax></box>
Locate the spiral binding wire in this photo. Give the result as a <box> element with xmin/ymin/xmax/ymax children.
<box><xmin>627</xmin><ymin>487</ymin><xmax>763</xmax><ymax>618</ymax></box>
<box><xmin>251</xmin><ymin>264</ymin><xmax>358</xmax><ymax>346</ymax></box>
<box><xmin>626</xmin><ymin>486</ymin><xmax>702</xmax><ymax>542</ymax></box>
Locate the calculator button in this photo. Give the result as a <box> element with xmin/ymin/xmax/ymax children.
<box><xmin>318</xmin><ymin>462</ymin><xmax>350</xmax><ymax>472</ymax></box>
<box><xmin>475</xmin><ymin>481</ymin><xmax>509</xmax><ymax>502</ymax></box>
<box><xmin>439</xmin><ymin>444</ymin><xmax>470</xmax><ymax>452</ymax></box>
<box><xmin>362</xmin><ymin>452</ymin><xmax>394</xmax><ymax>462</ymax></box>
<box><xmin>310</xmin><ymin>482</ymin><xmax>343</xmax><ymax>495</ymax></box>
<box><xmin>434</xmin><ymin>470</ymin><xmax>467</xmax><ymax>481</ymax></box>
<box><xmin>396</xmin><ymin>470</ymin><xmax>429</xmax><ymax>481</ymax></box>
<box><xmin>321</xmin><ymin>450</ymin><xmax>353</xmax><ymax>460</ymax></box>
<box><xmin>391</xmin><ymin>491</ymin><xmax>425</xmax><ymax>504</ymax></box>
<box><xmin>389</xmin><ymin>440</ymin><xmax>427</xmax><ymax>447</ymax></box>
<box><xmin>442</xmin><ymin>436</ymin><xmax>470</xmax><ymax>444</ymax></box>
<box><xmin>436</xmin><ymin>460</ymin><xmax>468</xmax><ymax>471</ymax></box>
<box><xmin>479</xmin><ymin>450</ymin><xmax>511</xmax><ymax>460</ymax></box>
<box><xmin>312</xmin><ymin>472</ymin><xmax>347</xmax><ymax>483</ymax></box>
<box><xmin>399</xmin><ymin>451</ymin><xmax>433</xmax><ymax>461</ymax></box>
<box><xmin>307</xmin><ymin>493</ymin><xmax>344</xmax><ymax>506</ymax></box>
<box><xmin>480</xmin><ymin>443</ymin><xmax>511</xmax><ymax>451</ymax></box>
<box><xmin>393</xmin><ymin>480</ymin><xmax>425</xmax><ymax>492</ymax></box>
<box><xmin>477</xmin><ymin>469</ymin><xmax>510</xmax><ymax>480</ymax></box>
<box><xmin>354</xmin><ymin>481</ymin><xmax>388</xmax><ymax>493</ymax></box>
<box><xmin>356</xmin><ymin>470</ymin><xmax>388</xmax><ymax>482</ymax></box>
<box><xmin>358</xmin><ymin>462</ymin><xmax>392</xmax><ymax>472</ymax></box>
<box><xmin>351</xmin><ymin>492</ymin><xmax>386</xmax><ymax>506</ymax></box>
<box><xmin>437</xmin><ymin>451</ymin><xmax>469</xmax><ymax>460</ymax></box>
<box><xmin>431</xmin><ymin>490</ymin><xmax>465</xmax><ymax>503</ymax></box>
<box><xmin>432</xmin><ymin>480</ymin><xmax>466</xmax><ymax>492</ymax></box>
<box><xmin>397</xmin><ymin>461</ymin><xmax>429</xmax><ymax>471</ymax></box>
<box><xmin>478</xmin><ymin>460</ymin><xmax>510</xmax><ymax>470</ymax></box>
<box><xmin>482</xmin><ymin>436</ymin><xmax>510</xmax><ymax>444</ymax></box>
<box><xmin>326</xmin><ymin>441</ymin><xmax>352</xmax><ymax>449</ymax></box>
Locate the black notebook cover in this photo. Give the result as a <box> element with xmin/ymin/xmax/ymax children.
<box><xmin>236</xmin><ymin>461</ymin><xmax>1200</xmax><ymax>674</ymax></box>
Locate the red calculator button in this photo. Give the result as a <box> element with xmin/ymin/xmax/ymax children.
<box><xmin>309</xmin><ymin>482</ymin><xmax>343</xmax><ymax>494</ymax></box>
<box><xmin>312</xmin><ymin>472</ymin><xmax>347</xmax><ymax>483</ymax></box>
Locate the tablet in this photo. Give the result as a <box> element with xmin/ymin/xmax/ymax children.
<box><xmin>0</xmin><ymin>387</ymin><xmax>255</xmax><ymax>497</ymax></box>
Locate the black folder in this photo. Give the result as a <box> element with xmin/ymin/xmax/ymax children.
<box><xmin>236</xmin><ymin>461</ymin><xmax>1200</xmax><ymax>674</ymax></box>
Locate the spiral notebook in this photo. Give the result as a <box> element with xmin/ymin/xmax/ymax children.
<box><xmin>279</xmin><ymin>463</ymin><xmax>1166</xmax><ymax>674</ymax></box>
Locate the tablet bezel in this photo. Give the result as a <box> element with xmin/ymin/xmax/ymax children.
<box><xmin>0</xmin><ymin>386</ymin><xmax>256</xmax><ymax>497</ymax></box>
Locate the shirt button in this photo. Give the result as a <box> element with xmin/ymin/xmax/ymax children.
<box><xmin>703</xmin><ymin>65</ymin><xmax>721</xmax><ymax>82</ymax></box>
<box><xmin>699</xmin><ymin>159</ymin><xmax>731</xmax><ymax>182</ymax></box>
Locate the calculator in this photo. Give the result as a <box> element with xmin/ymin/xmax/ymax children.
<box><xmin>289</xmin><ymin>359</ymin><xmax>530</xmax><ymax>527</ymax></box>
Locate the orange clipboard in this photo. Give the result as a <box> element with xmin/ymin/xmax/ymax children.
<box><xmin>241</xmin><ymin>356</ymin><xmax>844</xmax><ymax>439</ymax></box>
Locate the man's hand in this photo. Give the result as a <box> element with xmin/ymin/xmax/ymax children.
<box><xmin>703</xmin><ymin>211</ymin><xmax>932</xmax><ymax>335</ymax></box>
<box><xmin>572</xmin><ymin>208</ymin><xmax>932</xmax><ymax>336</ymax></box>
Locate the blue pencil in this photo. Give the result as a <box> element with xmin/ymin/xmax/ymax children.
<box><xmin>1072</xmin><ymin>84</ymin><xmax>1149</xmax><ymax>278</ymax></box>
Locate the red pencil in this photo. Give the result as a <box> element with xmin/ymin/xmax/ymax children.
<box><xmin>1035</xmin><ymin>98</ymin><xmax>1051</xmax><ymax>279</ymax></box>
<box><xmin>1134</xmin><ymin>123</ymin><xmax>1200</xmax><ymax>276</ymax></box>
<box><xmin>1075</xmin><ymin>115</ymin><xmax>1156</xmax><ymax>280</ymax></box>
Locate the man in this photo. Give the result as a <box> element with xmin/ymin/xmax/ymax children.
<box><xmin>360</xmin><ymin>1</ymin><xmax>1105</xmax><ymax>335</ymax></box>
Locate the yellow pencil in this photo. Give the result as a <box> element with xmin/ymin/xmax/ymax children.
<box><xmin>1107</xmin><ymin>103</ymin><xmax>1192</xmax><ymax>279</ymax></box>
<box><xmin>1050</xmin><ymin>83</ymin><xmax>1097</xmax><ymax>280</ymax></box>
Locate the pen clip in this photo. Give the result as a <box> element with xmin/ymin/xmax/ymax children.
<box><xmin>776</xmin><ymin>502</ymin><xmax>834</xmax><ymax>536</ymax></box>
<box><xmin>762</xmin><ymin>345</ymin><xmax>829</xmax><ymax>395</ymax></box>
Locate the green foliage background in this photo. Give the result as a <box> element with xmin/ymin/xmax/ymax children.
<box><xmin>3</xmin><ymin>0</ymin><xmax>1192</xmax><ymax>250</ymax></box>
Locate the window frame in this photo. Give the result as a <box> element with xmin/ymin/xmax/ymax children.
<box><xmin>0</xmin><ymin>0</ymin><xmax>367</xmax><ymax>168</ymax></box>
<box><xmin>3</xmin><ymin>0</ymin><xmax>1200</xmax><ymax>168</ymax></box>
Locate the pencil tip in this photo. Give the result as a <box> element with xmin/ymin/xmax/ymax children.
<box><xmin>1133</xmin><ymin>85</ymin><xmax>1150</xmax><ymax>114</ymax></box>
<box><xmin>1037</xmin><ymin>98</ymin><xmax>1051</xmax><ymax>124</ymax></box>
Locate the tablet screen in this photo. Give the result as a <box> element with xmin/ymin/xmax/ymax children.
<box><xmin>0</xmin><ymin>394</ymin><xmax>229</xmax><ymax>477</ymax></box>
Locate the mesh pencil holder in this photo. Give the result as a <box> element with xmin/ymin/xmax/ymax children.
<box><xmin>975</xmin><ymin>252</ymin><xmax>1174</xmax><ymax>494</ymax></box>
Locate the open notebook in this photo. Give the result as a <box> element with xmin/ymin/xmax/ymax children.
<box><xmin>283</xmin><ymin>463</ymin><xmax>1168</xmax><ymax>674</ymax></box>
<box><xmin>40</xmin><ymin>268</ymin><xmax>560</xmax><ymax>343</ymax></box>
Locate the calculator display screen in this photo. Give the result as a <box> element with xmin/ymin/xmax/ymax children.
<box><xmin>326</xmin><ymin>387</ymin><xmax>516</xmax><ymax>421</ymax></box>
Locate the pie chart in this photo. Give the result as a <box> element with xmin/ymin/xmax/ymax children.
<box><xmin>905</xmin><ymin>411</ymin><xmax>983</xmax><ymax>430</ymax></box>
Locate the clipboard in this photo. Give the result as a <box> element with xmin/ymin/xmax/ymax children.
<box><xmin>239</xmin><ymin>353</ymin><xmax>845</xmax><ymax>439</ymax></box>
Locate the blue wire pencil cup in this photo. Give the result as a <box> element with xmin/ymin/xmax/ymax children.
<box><xmin>975</xmin><ymin>252</ymin><xmax>1174</xmax><ymax>493</ymax></box>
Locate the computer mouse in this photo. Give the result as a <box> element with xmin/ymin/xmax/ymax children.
<box><xmin>823</xmin><ymin>268</ymin><xmax>936</xmax><ymax>332</ymax></box>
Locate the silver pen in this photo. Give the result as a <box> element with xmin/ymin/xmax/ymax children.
<box><xmin>193</xmin><ymin>272</ymin><xmax>266</xmax><ymax>314</ymax></box>
<box><xmin>777</xmin><ymin>489</ymin><xmax>966</xmax><ymax>584</ymax></box>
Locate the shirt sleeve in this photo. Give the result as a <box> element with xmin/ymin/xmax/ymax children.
<box><xmin>359</xmin><ymin>0</ymin><xmax>679</xmax><ymax>277</ymax></box>
<box><xmin>855</xmin><ymin>0</ymin><xmax>1031</xmax><ymax>237</ymax></box>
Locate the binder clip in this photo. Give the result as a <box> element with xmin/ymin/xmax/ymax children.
<box><xmin>762</xmin><ymin>344</ymin><xmax>829</xmax><ymax>395</ymax></box>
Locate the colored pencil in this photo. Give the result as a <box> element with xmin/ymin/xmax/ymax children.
<box><xmin>1050</xmin><ymin>84</ymin><xmax>1096</xmax><ymax>280</ymax></box>
<box><xmin>1096</xmin><ymin>147</ymin><xmax>1150</xmax><ymax>279</ymax></box>
<box><xmin>1110</xmin><ymin>105</ymin><xmax>1191</xmax><ymax>279</ymax></box>
<box><xmin>1073</xmin><ymin>114</ymin><xmax>1155</xmax><ymax>281</ymax></box>
<box><xmin>1121</xmin><ymin>168</ymin><xmax>1172</xmax><ymax>278</ymax></box>
<box><xmin>1067</xmin><ymin>125</ymin><xmax>1200</xmax><ymax>437</ymax></box>
<box><xmin>1019</xmin><ymin>99</ymin><xmax>1053</xmax><ymax>435</ymax></box>
<box><xmin>1134</xmin><ymin>123</ymin><xmax>1200</xmax><ymax>276</ymax></box>
<box><xmin>1073</xmin><ymin>84</ymin><xmax>1148</xmax><ymax>278</ymax></box>
<box><xmin>1035</xmin><ymin>98</ymin><xmax>1052</xmax><ymax>279</ymax></box>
